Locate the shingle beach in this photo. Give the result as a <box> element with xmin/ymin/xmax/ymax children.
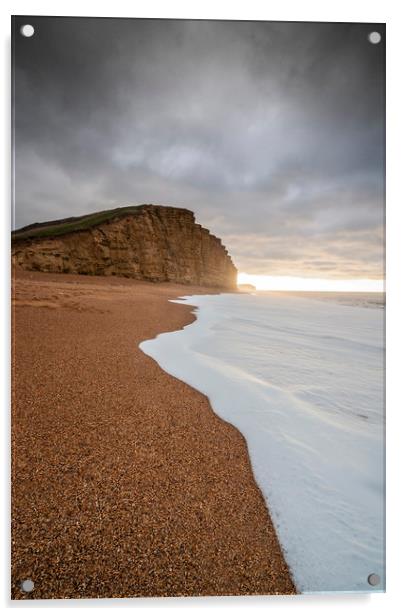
<box><xmin>12</xmin><ymin>270</ymin><xmax>296</xmax><ymax>599</ymax></box>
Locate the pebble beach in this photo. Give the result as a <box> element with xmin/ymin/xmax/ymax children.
<box><xmin>11</xmin><ymin>269</ymin><xmax>296</xmax><ymax>599</ymax></box>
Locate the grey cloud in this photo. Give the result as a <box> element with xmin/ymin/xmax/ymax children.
<box><xmin>13</xmin><ymin>17</ymin><xmax>385</xmax><ymax>279</ymax></box>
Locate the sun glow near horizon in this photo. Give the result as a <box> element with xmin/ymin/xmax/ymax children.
<box><xmin>237</xmin><ymin>272</ymin><xmax>385</xmax><ymax>293</ymax></box>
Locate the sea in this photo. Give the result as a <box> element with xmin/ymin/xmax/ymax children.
<box><xmin>139</xmin><ymin>291</ymin><xmax>385</xmax><ymax>594</ymax></box>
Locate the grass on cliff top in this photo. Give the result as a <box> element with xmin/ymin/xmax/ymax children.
<box><xmin>12</xmin><ymin>205</ymin><xmax>146</xmax><ymax>242</ymax></box>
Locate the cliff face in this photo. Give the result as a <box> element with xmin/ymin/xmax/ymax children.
<box><xmin>12</xmin><ymin>205</ymin><xmax>237</xmax><ymax>289</ymax></box>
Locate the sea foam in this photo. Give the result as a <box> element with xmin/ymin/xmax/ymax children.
<box><xmin>139</xmin><ymin>292</ymin><xmax>385</xmax><ymax>593</ymax></box>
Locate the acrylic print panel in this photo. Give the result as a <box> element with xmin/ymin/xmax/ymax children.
<box><xmin>11</xmin><ymin>16</ymin><xmax>385</xmax><ymax>599</ymax></box>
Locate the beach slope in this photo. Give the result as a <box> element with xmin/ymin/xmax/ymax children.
<box><xmin>11</xmin><ymin>270</ymin><xmax>295</xmax><ymax>599</ymax></box>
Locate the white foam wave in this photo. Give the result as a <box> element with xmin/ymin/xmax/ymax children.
<box><xmin>140</xmin><ymin>293</ymin><xmax>385</xmax><ymax>593</ymax></box>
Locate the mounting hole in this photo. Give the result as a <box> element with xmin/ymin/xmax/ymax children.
<box><xmin>367</xmin><ymin>573</ymin><xmax>380</xmax><ymax>586</ymax></box>
<box><xmin>20</xmin><ymin>578</ymin><xmax>34</xmax><ymax>593</ymax></box>
<box><xmin>20</xmin><ymin>24</ymin><xmax>35</xmax><ymax>38</ymax></box>
<box><xmin>368</xmin><ymin>31</ymin><xmax>381</xmax><ymax>45</ymax></box>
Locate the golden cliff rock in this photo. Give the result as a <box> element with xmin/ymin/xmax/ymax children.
<box><xmin>12</xmin><ymin>204</ymin><xmax>237</xmax><ymax>289</ymax></box>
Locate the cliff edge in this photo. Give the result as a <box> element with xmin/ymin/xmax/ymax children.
<box><xmin>12</xmin><ymin>204</ymin><xmax>237</xmax><ymax>289</ymax></box>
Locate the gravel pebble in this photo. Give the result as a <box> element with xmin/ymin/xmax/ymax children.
<box><xmin>11</xmin><ymin>270</ymin><xmax>296</xmax><ymax>599</ymax></box>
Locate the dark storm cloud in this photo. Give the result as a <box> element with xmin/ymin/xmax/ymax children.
<box><xmin>13</xmin><ymin>17</ymin><xmax>385</xmax><ymax>278</ymax></box>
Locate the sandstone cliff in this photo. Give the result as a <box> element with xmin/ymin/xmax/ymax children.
<box><xmin>12</xmin><ymin>205</ymin><xmax>237</xmax><ymax>289</ymax></box>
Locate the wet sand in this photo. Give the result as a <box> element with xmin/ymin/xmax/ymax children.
<box><xmin>11</xmin><ymin>269</ymin><xmax>296</xmax><ymax>599</ymax></box>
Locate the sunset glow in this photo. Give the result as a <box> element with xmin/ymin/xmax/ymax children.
<box><xmin>237</xmin><ymin>272</ymin><xmax>384</xmax><ymax>293</ymax></box>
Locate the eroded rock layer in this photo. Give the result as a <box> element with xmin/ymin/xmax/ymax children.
<box><xmin>12</xmin><ymin>205</ymin><xmax>237</xmax><ymax>289</ymax></box>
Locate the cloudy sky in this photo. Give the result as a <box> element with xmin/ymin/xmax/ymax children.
<box><xmin>13</xmin><ymin>17</ymin><xmax>385</xmax><ymax>280</ymax></box>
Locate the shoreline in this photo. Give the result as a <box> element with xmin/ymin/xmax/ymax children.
<box><xmin>149</xmin><ymin>292</ymin><xmax>384</xmax><ymax>592</ymax></box>
<box><xmin>12</xmin><ymin>270</ymin><xmax>296</xmax><ymax>599</ymax></box>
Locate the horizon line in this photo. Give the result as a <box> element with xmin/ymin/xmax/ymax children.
<box><xmin>237</xmin><ymin>273</ymin><xmax>385</xmax><ymax>293</ymax></box>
